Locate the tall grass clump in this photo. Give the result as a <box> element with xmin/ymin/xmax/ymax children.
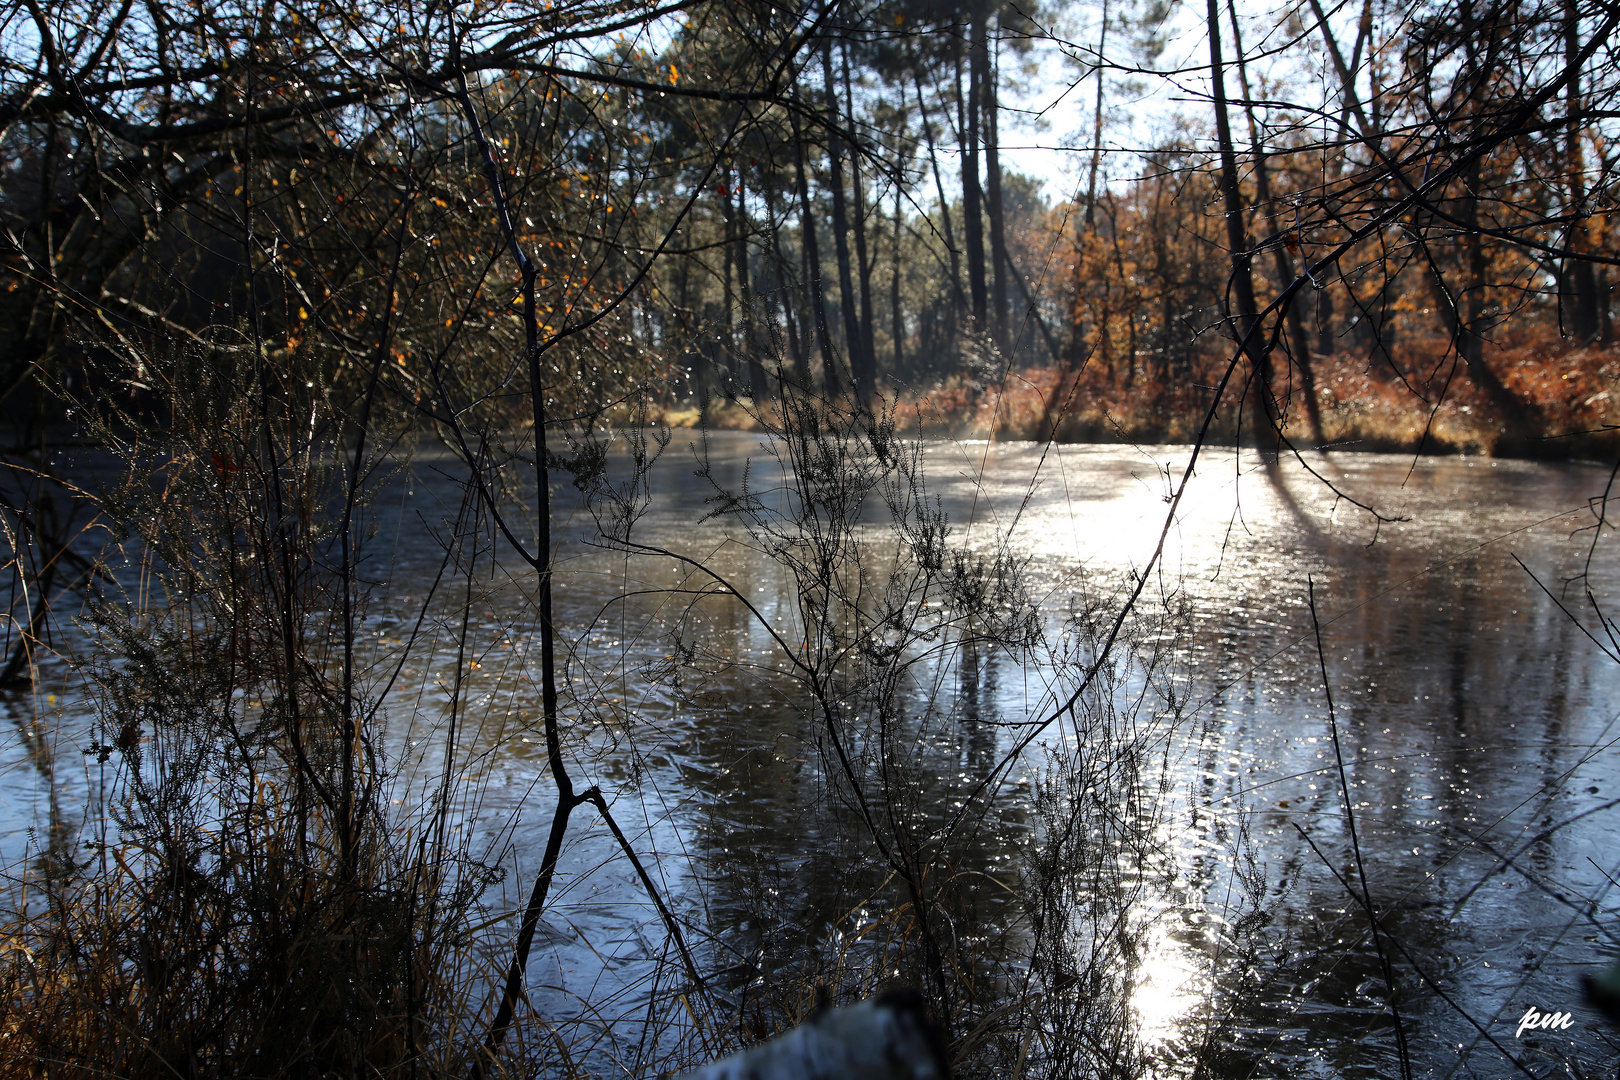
<box><xmin>0</xmin><ymin>339</ymin><xmax>504</xmax><ymax>1078</ymax></box>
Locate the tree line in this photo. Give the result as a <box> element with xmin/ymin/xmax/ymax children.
<box><xmin>3</xmin><ymin>0</ymin><xmax>1615</xmax><ymax>453</ymax></box>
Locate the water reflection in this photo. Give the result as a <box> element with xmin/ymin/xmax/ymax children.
<box><xmin>5</xmin><ymin>435</ymin><xmax>1619</xmax><ymax>1076</ymax></box>
<box><xmin>615</xmin><ymin>438</ymin><xmax>1620</xmax><ymax>1078</ymax></box>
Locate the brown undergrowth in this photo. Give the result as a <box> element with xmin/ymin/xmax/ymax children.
<box><xmin>900</xmin><ymin>335</ymin><xmax>1620</xmax><ymax>457</ymax></box>
<box><xmin>641</xmin><ymin>334</ymin><xmax>1620</xmax><ymax>460</ymax></box>
<box><xmin>0</xmin><ymin>344</ymin><xmax>525</xmax><ymax>1079</ymax></box>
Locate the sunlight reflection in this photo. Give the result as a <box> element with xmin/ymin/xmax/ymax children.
<box><xmin>1131</xmin><ymin>922</ymin><xmax>1208</xmax><ymax>1050</ymax></box>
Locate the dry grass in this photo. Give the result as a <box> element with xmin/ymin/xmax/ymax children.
<box><xmin>1301</xmin><ymin>337</ymin><xmax>1620</xmax><ymax>456</ymax></box>
<box><xmin>881</xmin><ymin>333</ymin><xmax>1620</xmax><ymax>458</ymax></box>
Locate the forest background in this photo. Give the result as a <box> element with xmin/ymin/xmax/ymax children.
<box><xmin>5</xmin><ymin>0</ymin><xmax>1618</xmax><ymax>458</ymax></box>
<box><xmin>2</xmin><ymin>0</ymin><xmax>1619</xmax><ymax>1076</ymax></box>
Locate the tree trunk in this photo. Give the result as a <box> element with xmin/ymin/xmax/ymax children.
<box><xmin>1426</xmin><ymin>232</ymin><xmax>1526</xmax><ymax>438</ymax></box>
<box><xmin>1460</xmin><ymin>161</ymin><xmax>1487</xmax><ymax>373</ymax></box>
<box><xmin>736</xmin><ymin>174</ymin><xmax>771</xmax><ymax>403</ymax></box>
<box><xmin>1316</xmin><ymin>286</ymin><xmax>1336</xmax><ymax>357</ymax></box>
<box><xmin>1084</xmin><ymin>0</ymin><xmax>1109</xmax><ymax>230</ymax></box>
<box><xmin>842</xmin><ymin>44</ymin><xmax>877</xmax><ymax>402</ymax></box>
<box><xmin>960</xmin><ymin>19</ymin><xmax>988</xmax><ymax>330</ymax></box>
<box><xmin>790</xmin><ymin>99</ymin><xmax>841</xmax><ymax>396</ymax></box>
<box><xmin>722</xmin><ymin>166</ymin><xmax>738</xmax><ymax>399</ymax></box>
<box><xmin>1455</xmin><ymin>158</ymin><xmax>1530</xmax><ymax>437</ymax></box>
<box><xmin>763</xmin><ymin>177</ymin><xmax>811</xmax><ymax>387</ymax></box>
<box><xmin>1226</xmin><ymin>0</ymin><xmax>1325</xmax><ymax>446</ymax></box>
<box><xmin>1109</xmin><ymin>211</ymin><xmax>1136</xmax><ymax>387</ymax></box>
<box><xmin>891</xmin><ymin>179</ymin><xmax>905</xmax><ymax>374</ymax></box>
<box><xmin>1564</xmin><ymin>0</ymin><xmax>1601</xmax><ymax>342</ymax></box>
<box><xmin>823</xmin><ymin>41</ymin><xmax>864</xmax><ymax>402</ymax></box>
<box><xmin>1005</xmin><ymin>252</ymin><xmax>1063</xmax><ymax>363</ymax></box>
<box><xmin>1058</xmin><ymin>0</ymin><xmax>1106</xmax><ymax>417</ymax></box>
<box><xmin>915</xmin><ymin>74</ymin><xmax>966</xmax><ymax>323</ymax></box>
<box><xmin>1206</xmin><ymin>0</ymin><xmax>1277</xmax><ymax>448</ymax></box>
<box><xmin>985</xmin><ymin>31</ymin><xmax>1010</xmax><ymax>353</ymax></box>
<box><xmin>677</xmin><ymin>252</ymin><xmax>708</xmax><ymax>408</ymax></box>
<box><xmin>1601</xmin><ymin>266</ymin><xmax>1614</xmax><ymax>345</ymax></box>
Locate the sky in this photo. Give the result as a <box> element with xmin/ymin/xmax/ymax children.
<box><xmin>995</xmin><ymin>0</ymin><xmax>1346</xmax><ymax>203</ymax></box>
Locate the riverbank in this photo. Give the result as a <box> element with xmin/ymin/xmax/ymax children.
<box><xmin>651</xmin><ymin>336</ymin><xmax>1620</xmax><ymax>461</ymax></box>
